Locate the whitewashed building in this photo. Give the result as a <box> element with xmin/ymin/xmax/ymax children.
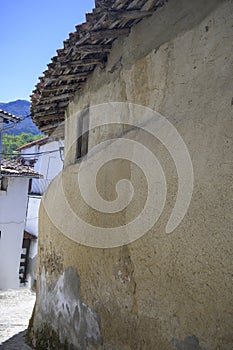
<box><xmin>0</xmin><ymin>110</ymin><xmax>38</xmax><ymax>291</ymax></box>
<box><xmin>17</xmin><ymin>137</ymin><xmax>64</xmax><ymax>288</ymax></box>
<box><xmin>0</xmin><ymin>159</ymin><xmax>40</xmax><ymax>290</ymax></box>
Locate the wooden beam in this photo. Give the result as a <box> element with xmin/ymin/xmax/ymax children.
<box><xmin>41</xmin><ymin>82</ymin><xmax>86</xmax><ymax>94</ymax></box>
<box><xmin>38</xmin><ymin>93</ymin><xmax>70</xmax><ymax>102</ymax></box>
<box><xmin>50</xmin><ymin>72</ymin><xmax>89</xmax><ymax>80</ymax></box>
<box><xmin>33</xmin><ymin>110</ymin><xmax>65</xmax><ymax>118</ymax></box>
<box><xmin>74</xmin><ymin>43</ymin><xmax>112</xmax><ymax>53</ymax></box>
<box><xmin>48</xmin><ymin>58</ymin><xmax>103</xmax><ymax>70</ymax></box>
<box><xmin>33</xmin><ymin>100</ymin><xmax>69</xmax><ymax>112</ymax></box>
<box><xmin>142</xmin><ymin>0</ymin><xmax>161</xmax><ymax>11</ymax></box>
<box><xmin>33</xmin><ymin>107</ymin><xmax>66</xmax><ymax>117</ymax></box>
<box><xmin>43</xmin><ymin>72</ymin><xmax>89</xmax><ymax>87</ymax></box>
<box><xmin>107</xmin><ymin>9</ymin><xmax>154</xmax><ymax>20</ymax></box>
<box><xmin>74</xmin><ymin>33</ymin><xmax>91</xmax><ymax>46</ymax></box>
<box><xmin>35</xmin><ymin>114</ymin><xmax>66</xmax><ymax>122</ymax></box>
<box><xmin>46</xmin><ymin>68</ymin><xmax>65</xmax><ymax>77</ymax></box>
<box><xmin>60</xmin><ymin>58</ymin><xmax>104</xmax><ymax>67</ymax></box>
<box><xmin>45</xmin><ymin>73</ymin><xmax>91</xmax><ymax>85</ymax></box>
<box><xmin>90</xmin><ymin>28</ymin><xmax>130</xmax><ymax>40</ymax></box>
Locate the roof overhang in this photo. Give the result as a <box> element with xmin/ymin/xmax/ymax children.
<box><xmin>1</xmin><ymin>174</ymin><xmax>42</xmax><ymax>179</ymax></box>
<box><xmin>16</xmin><ymin>136</ymin><xmax>48</xmax><ymax>151</ymax></box>
<box><xmin>30</xmin><ymin>0</ymin><xmax>167</xmax><ymax>134</ymax></box>
<box><xmin>0</xmin><ymin>110</ymin><xmax>20</xmax><ymax>124</ymax></box>
<box><xmin>0</xmin><ymin>159</ymin><xmax>42</xmax><ymax>178</ymax></box>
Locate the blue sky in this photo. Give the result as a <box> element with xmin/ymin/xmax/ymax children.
<box><xmin>0</xmin><ymin>0</ymin><xmax>95</xmax><ymax>103</ymax></box>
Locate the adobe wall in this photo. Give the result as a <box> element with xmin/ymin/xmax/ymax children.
<box><xmin>29</xmin><ymin>0</ymin><xmax>233</xmax><ymax>349</ymax></box>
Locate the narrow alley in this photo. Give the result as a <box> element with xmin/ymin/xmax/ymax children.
<box><xmin>0</xmin><ymin>288</ymin><xmax>35</xmax><ymax>349</ymax></box>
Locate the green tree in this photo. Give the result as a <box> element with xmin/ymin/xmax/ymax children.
<box><xmin>2</xmin><ymin>133</ymin><xmax>44</xmax><ymax>157</ymax></box>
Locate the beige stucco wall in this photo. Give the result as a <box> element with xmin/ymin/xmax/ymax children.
<box><xmin>29</xmin><ymin>0</ymin><xmax>233</xmax><ymax>349</ymax></box>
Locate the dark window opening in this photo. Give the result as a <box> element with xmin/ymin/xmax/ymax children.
<box><xmin>28</xmin><ymin>178</ymin><xmax>32</xmax><ymax>194</ymax></box>
<box><xmin>76</xmin><ymin>106</ymin><xmax>89</xmax><ymax>160</ymax></box>
<box><xmin>0</xmin><ymin>177</ymin><xmax>8</xmax><ymax>191</ymax></box>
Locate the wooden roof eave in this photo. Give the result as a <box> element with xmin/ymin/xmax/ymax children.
<box><xmin>31</xmin><ymin>0</ymin><xmax>167</xmax><ymax>132</ymax></box>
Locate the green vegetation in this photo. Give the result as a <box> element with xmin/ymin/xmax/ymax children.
<box><xmin>2</xmin><ymin>133</ymin><xmax>44</xmax><ymax>156</ymax></box>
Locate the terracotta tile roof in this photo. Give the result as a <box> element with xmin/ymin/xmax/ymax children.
<box><xmin>16</xmin><ymin>136</ymin><xmax>48</xmax><ymax>151</ymax></box>
<box><xmin>30</xmin><ymin>0</ymin><xmax>167</xmax><ymax>134</ymax></box>
<box><xmin>0</xmin><ymin>159</ymin><xmax>41</xmax><ymax>178</ymax></box>
<box><xmin>0</xmin><ymin>110</ymin><xmax>20</xmax><ymax>124</ymax></box>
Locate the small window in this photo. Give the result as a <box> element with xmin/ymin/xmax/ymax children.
<box><xmin>76</xmin><ymin>106</ymin><xmax>89</xmax><ymax>160</ymax></box>
<box><xmin>0</xmin><ymin>177</ymin><xmax>8</xmax><ymax>191</ymax></box>
<box><xmin>28</xmin><ymin>178</ymin><xmax>32</xmax><ymax>194</ymax></box>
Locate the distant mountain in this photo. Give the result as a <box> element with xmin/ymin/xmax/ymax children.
<box><xmin>0</xmin><ymin>100</ymin><xmax>41</xmax><ymax>135</ymax></box>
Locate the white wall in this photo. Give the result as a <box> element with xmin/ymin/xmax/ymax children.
<box><xmin>20</xmin><ymin>145</ymin><xmax>38</xmax><ymax>158</ymax></box>
<box><xmin>25</xmin><ymin>195</ymin><xmax>41</xmax><ymax>288</ymax></box>
<box><xmin>20</xmin><ymin>140</ymin><xmax>63</xmax><ymax>289</ymax></box>
<box><xmin>25</xmin><ymin>196</ymin><xmax>41</xmax><ymax>238</ymax></box>
<box><xmin>0</xmin><ymin>177</ymin><xmax>29</xmax><ymax>290</ymax></box>
<box><xmin>31</xmin><ymin>140</ymin><xmax>63</xmax><ymax>194</ymax></box>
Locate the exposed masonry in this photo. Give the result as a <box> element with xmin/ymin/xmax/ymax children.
<box><xmin>33</xmin><ymin>267</ymin><xmax>102</xmax><ymax>349</ymax></box>
<box><xmin>171</xmin><ymin>336</ymin><xmax>207</xmax><ymax>350</ymax></box>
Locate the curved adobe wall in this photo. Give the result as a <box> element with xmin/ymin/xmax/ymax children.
<box><xmin>30</xmin><ymin>1</ymin><xmax>233</xmax><ymax>349</ymax></box>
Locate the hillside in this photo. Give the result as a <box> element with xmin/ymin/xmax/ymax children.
<box><xmin>0</xmin><ymin>100</ymin><xmax>41</xmax><ymax>135</ymax></box>
<box><xmin>2</xmin><ymin>133</ymin><xmax>45</xmax><ymax>156</ymax></box>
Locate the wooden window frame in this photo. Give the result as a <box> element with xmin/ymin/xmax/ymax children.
<box><xmin>76</xmin><ymin>106</ymin><xmax>89</xmax><ymax>161</ymax></box>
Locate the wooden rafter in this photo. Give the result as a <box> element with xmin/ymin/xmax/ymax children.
<box><xmin>48</xmin><ymin>71</ymin><xmax>89</xmax><ymax>80</ymax></box>
<box><xmin>33</xmin><ymin>100</ymin><xmax>69</xmax><ymax>111</ymax></box>
<box><xmin>59</xmin><ymin>58</ymin><xmax>104</xmax><ymax>67</ymax></box>
<box><xmin>37</xmin><ymin>93</ymin><xmax>70</xmax><ymax>103</ymax></box>
<box><xmin>34</xmin><ymin>114</ymin><xmax>65</xmax><ymax>122</ymax></box>
<box><xmin>33</xmin><ymin>109</ymin><xmax>65</xmax><ymax>118</ymax></box>
<box><xmin>30</xmin><ymin>0</ymin><xmax>167</xmax><ymax>134</ymax></box>
<box><xmin>90</xmin><ymin>28</ymin><xmax>130</xmax><ymax>40</ymax></box>
<box><xmin>106</xmin><ymin>9</ymin><xmax>154</xmax><ymax>20</ymax></box>
<box><xmin>75</xmin><ymin>43</ymin><xmax>112</xmax><ymax>53</ymax></box>
<box><xmin>40</xmin><ymin>82</ymin><xmax>86</xmax><ymax>94</ymax></box>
